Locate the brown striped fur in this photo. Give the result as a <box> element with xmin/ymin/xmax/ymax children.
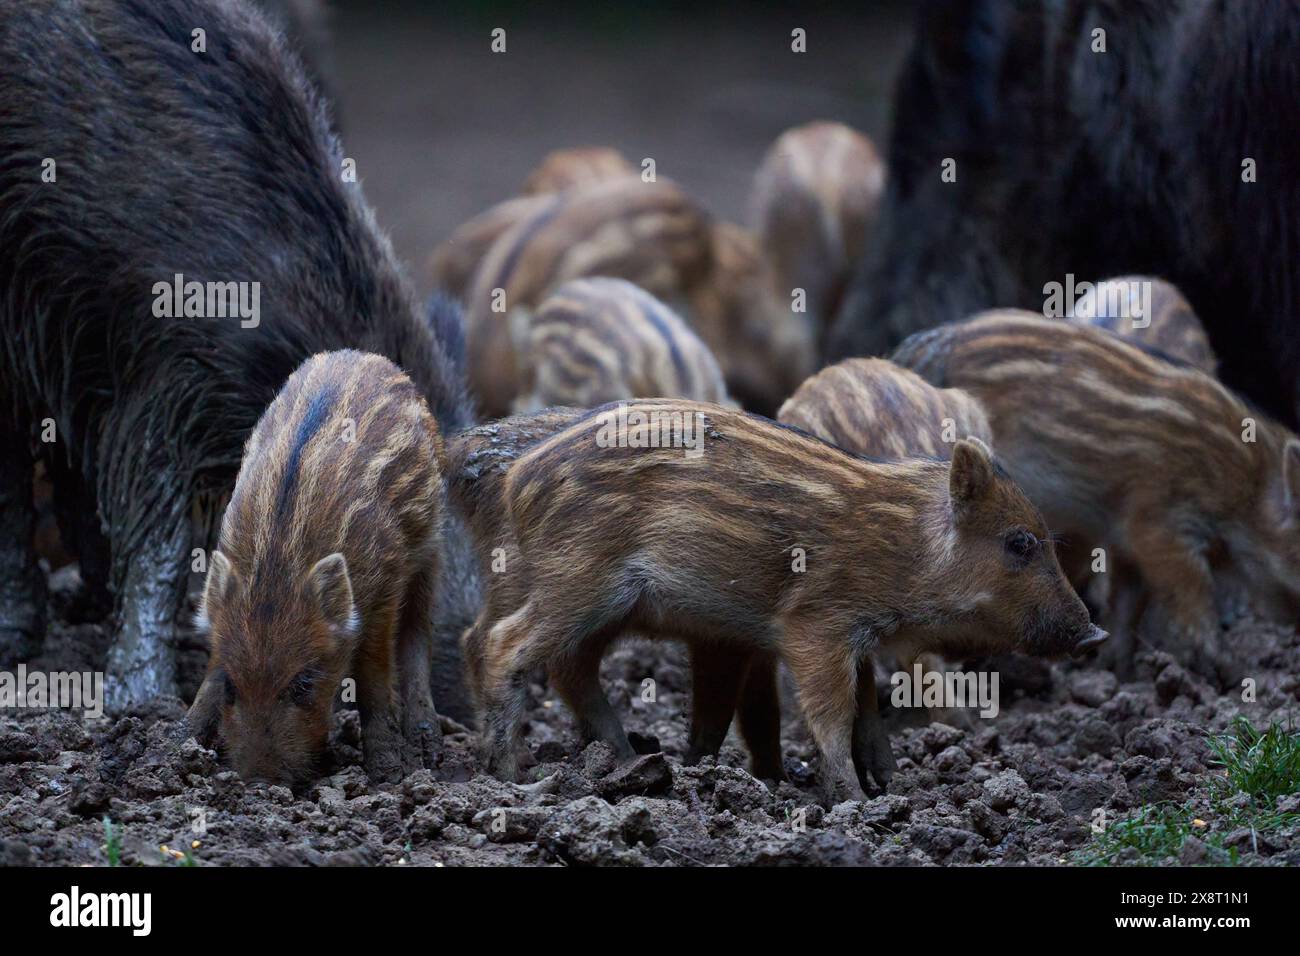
<box><xmin>427</xmin><ymin>194</ymin><xmax>552</xmax><ymax>302</ymax></box>
<box><xmin>1070</xmin><ymin>275</ymin><xmax>1218</xmax><ymax>375</ymax></box>
<box><xmin>688</xmin><ymin>222</ymin><xmax>816</xmax><ymax>416</ymax></box>
<box><xmin>445</xmin><ymin>407</ymin><xmax>585</xmax><ymax>705</ymax></box>
<box><xmin>466</xmin><ymin>400</ymin><xmax>1101</xmax><ymax>799</ymax></box>
<box><xmin>463</xmin><ymin>177</ymin><xmax>714</xmax><ymax>417</ymax></box>
<box><xmin>522</xmin><ymin>147</ymin><xmax>636</xmax><ymax>196</ymax></box>
<box><xmin>446</xmin><ymin>406</ymin><xmax>583</xmax><ymax>570</ymax></box>
<box><xmin>778</xmin><ymin>358</ymin><xmax>991</xmax><ymax>735</ymax></box>
<box><xmin>778</xmin><ymin>358</ymin><xmax>991</xmax><ymax>459</ymax></box>
<box><xmin>893</xmin><ymin>310</ymin><xmax>1300</xmax><ymax>684</ymax></box>
<box><xmin>447</xmin><ymin>404</ymin><xmax>783</xmax><ymax>779</ymax></box>
<box><xmin>751</xmin><ymin>121</ymin><xmax>885</xmax><ymax>343</ymax></box>
<box><xmin>189</xmin><ymin>351</ymin><xmax>445</xmax><ymax>786</ymax></box>
<box><xmin>512</xmin><ymin>277</ymin><xmax>730</xmax><ymax>412</ymax></box>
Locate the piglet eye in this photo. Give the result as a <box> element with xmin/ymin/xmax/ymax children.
<box><xmin>1004</xmin><ymin>529</ymin><xmax>1039</xmax><ymax>560</ymax></box>
<box><xmin>285</xmin><ymin>670</ymin><xmax>316</xmax><ymax>707</ymax></box>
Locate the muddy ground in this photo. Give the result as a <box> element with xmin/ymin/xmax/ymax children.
<box><xmin>2</xmin><ymin>565</ymin><xmax>1298</xmax><ymax>867</ymax></box>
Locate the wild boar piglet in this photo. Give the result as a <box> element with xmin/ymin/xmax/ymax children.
<box><xmin>463</xmin><ymin>178</ymin><xmax>713</xmax><ymax>417</ymax></box>
<box><xmin>894</xmin><ymin>310</ymin><xmax>1300</xmax><ymax>684</ymax></box>
<box><xmin>189</xmin><ymin>350</ymin><xmax>445</xmax><ymax>786</ymax></box>
<box><xmin>512</xmin><ymin>277</ymin><xmax>730</xmax><ymax>413</ymax></box>
<box><xmin>751</xmin><ymin>121</ymin><xmax>885</xmax><ymax>341</ymax></box>
<box><xmin>779</xmin><ymin>357</ymin><xmax>990</xmax><ymax>457</ymax></box>
<box><xmin>1069</xmin><ymin>275</ymin><xmax>1217</xmax><ymax>374</ymax></box>
<box><xmin>466</xmin><ymin>400</ymin><xmax>1104</xmax><ymax>800</ymax></box>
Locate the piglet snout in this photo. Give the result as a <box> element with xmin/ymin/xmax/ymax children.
<box><xmin>1070</xmin><ymin>623</ymin><xmax>1109</xmax><ymax>658</ymax></box>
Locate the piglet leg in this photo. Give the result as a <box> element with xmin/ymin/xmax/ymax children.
<box><xmin>355</xmin><ymin>611</ymin><xmax>404</xmax><ymax>784</ymax></box>
<box><xmin>1127</xmin><ymin>517</ymin><xmax>1238</xmax><ymax>688</ymax></box>
<box><xmin>684</xmin><ymin>642</ymin><xmax>747</xmax><ymax>766</ymax></box>
<box><xmin>782</xmin><ymin>619</ymin><xmax>864</xmax><ymax>805</ymax></box>
<box><xmin>851</xmin><ymin>655</ymin><xmax>896</xmax><ymax>793</ymax></box>
<box><xmin>736</xmin><ymin>653</ymin><xmax>786</xmax><ymax>781</ymax></box>
<box><xmin>476</xmin><ymin>601</ymin><xmax>550</xmax><ymax>781</ymax></box>
<box><xmin>182</xmin><ymin>672</ymin><xmax>222</xmax><ymax>746</ymax></box>
<box><xmin>549</xmin><ymin>635</ymin><xmax>635</xmax><ymax>761</ymax></box>
<box><xmin>396</xmin><ymin>564</ymin><xmax>442</xmax><ymax>773</ymax></box>
<box><xmin>1099</xmin><ymin>557</ymin><xmax>1149</xmax><ymax>682</ymax></box>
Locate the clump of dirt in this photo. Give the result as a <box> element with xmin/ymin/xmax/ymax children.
<box><xmin>2</xmin><ymin>570</ymin><xmax>1298</xmax><ymax>866</ymax></box>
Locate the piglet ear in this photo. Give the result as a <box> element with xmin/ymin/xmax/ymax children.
<box><xmin>1283</xmin><ymin>440</ymin><xmax>1300</xmax><ymax>517</ymax></box>
<box><xmin>949</xmin><ymin>437</ymin><xmax>996</xmax><ymax>514</ymax></box>
<box><xmin>308</xmin><ymin>553</ymin><xmax>357</xmax><ymax>637</ymax></box>
<box><xmin>197</xmin><ymin>551</ymin><xmax>239</xmax><ymax>631</ymax></box>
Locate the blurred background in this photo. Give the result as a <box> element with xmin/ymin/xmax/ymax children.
<box><xmin>316</xmin><ymin>1</ymin><xmax>915</xmax><ymax>294</ymax></box>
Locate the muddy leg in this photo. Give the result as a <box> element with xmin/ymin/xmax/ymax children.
<box><xmin>396</xmin><ymin>564</ymin><xmax>442</xmax><ymax>773</ymax></box>
<box><xmin>460</xmin><ymin>553</ymin><xmax>528</xmax><ymax>714</ymax></box>
<box><xmin>550</xmin><ymin>634</ymin><xmax>634</xmax><ymax>761</ymax></box>
<box><xmin>684</xmin><ymin>642</ymin><xmax>748</xmax><ymax>766</ymax></box>
<box><xmin>182</xmin><ymin>671</ymin><xmax>223</xmax><ymax>745</ymax></box>
<box><xmin>737</xmin><ymin>652</ymin><xmax>785</xmax><ymax>781</ymax></box>
<box><xmin>105</xmin><ymin>514</ymin><xmax>186</xmax><ymax>710</ymax></box>
<box><xmin>428</xmin><ymin>515</ymin><xmax>480</xmax><ymax>726</ymax></box>
<box><xmin>851</xmin><ymin>655</ymin><xmax>896</xmax><ymax>793</ymax></box>
<box><xmin>1099</xmin><ymin>557</ymin><xmax>1148</xmax><ymax>682</ymax></box>
<box><xmin>0</xmin><ymin>414</ymin><xmax>44</xmax><ymax>664</ymax></box>
<box><xmin>781</xmin><ymin>619</ymin><xmax>863</xmax><ymax>804</ymax></box>
<box><xmin>477</xmin><ymin>601</ymin><xmax>546</xmax><ymax>781</ymax></box>
<box><xmin>354</xmin><ymin>607</ymin><xmax>403</xmax><ymax>784</ymax></box>
<box><xmin>1126</xmin><ymin>518</ymin><xmax>1234</xmax><ymax>686</ymax></box>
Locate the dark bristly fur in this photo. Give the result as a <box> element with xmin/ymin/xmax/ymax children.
<box><xmin>0</xmin><ymin>0</ymin><xmax>472</xmax><ymax>708</ymax></box>
<box><xmin>830</xmin><ymin>0</ymin><xmax>1300</xmax><ymax>425</ymax></box>
<box><xmin>464</xmin><ymin>400</ymin><xmax>1101</xmax><ymax>801</ymax></box>
<box><xmin>892</xmin><ymin>310</ymin><xmax>1300</xmax><ymax>685</ymax></box>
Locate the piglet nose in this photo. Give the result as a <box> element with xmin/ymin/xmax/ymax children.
<box><xmin>1070</xmin><ymin>624</ymin><xmax>1109</xmax><ymax>658</ymax></box>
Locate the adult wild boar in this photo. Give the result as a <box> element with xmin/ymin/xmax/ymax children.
<box><xmin>829</xmin><ymin>0</ymin><xmax>1300</xmax><ymax>425</ymax></box>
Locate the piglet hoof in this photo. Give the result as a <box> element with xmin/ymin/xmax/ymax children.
<box><xmin>816</xmin><ymin>780</ymin><xmax>868</xmax><ymax>806</ymax></box>
<box><xmin>176</xmin><ymin>712</ymin><xmax>217</xmax><ymax>748</ymax></box>
<box><xmin>1099</xmin><ymin>642</ymin><xmax>1137</xmax><ymax>683</ymax></box>
<box><xmin>852</xmin><ymin>726</ymin><xmax>897</xmax><ymax>794</ymax></box>
<box><xmin>1186</xmin><ymin>636</ymin><xmax>1242</xmax><ymax>693</ymax></box>
<box><xmin>818</xmin><ymin>771</ymin><xmax>868</xmax><ymax>808</ymax></box>
<box><xmin>364</xmin><ymin>744</ymin><xmax>404</xmax><ymax>785</ymax></box>
<box><xmin>870</xmin><ymin>759</ymin><xmax>896</xmax><ymax>793</ymax></box>
<box><xmin>362</xmin><ymin>717</ymin><xmax>405</xmax><ymax>784</ymax></box>
<box><xmin>1217</xmin><ymin>595</ymin><xmax>1251</xmax><ymax>629</ymax></box>
<box><xmin>749</xmin><ymin>754</ymin><xmax>788</xmax><ymax>784</ymax></box>
<box><xmin>1205</xmin><ymin>650</ymin><xmax>1244</xmax><ymax>693</ymax></box>
<box><xmin>481</xmin><ymin>747</ymin><xmax>521</xmax><ymax>784</ymax></box>
<box><xmin>401</xmin><ymin>697</ymin><xmax>444</xmax><ymax>773</ymax></box>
